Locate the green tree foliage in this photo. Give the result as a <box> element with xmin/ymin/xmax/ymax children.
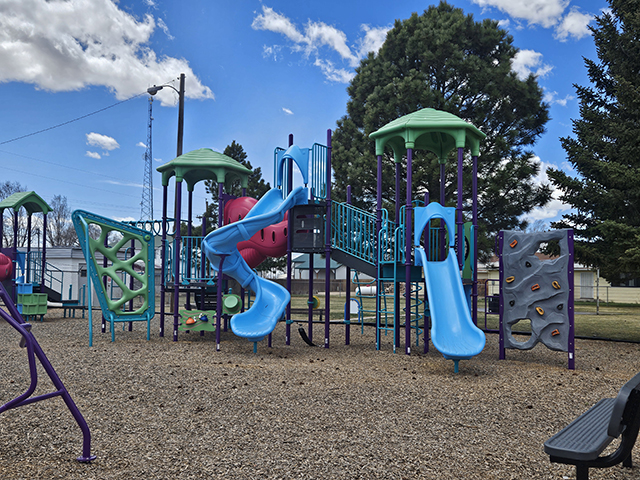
<box><xmin>200</xmin><ymin>140</ymin><xmax>271</xmax><ymax>232</ymax></box>
<box><xmin>548</xmin><ymin>1</ymin><xmax>640</xmax><ymax>284</ymax></box>
<box><xmin>332</xmin><ymin>1</ymin><xmax>551</xmax><ymax>258</ymax></box>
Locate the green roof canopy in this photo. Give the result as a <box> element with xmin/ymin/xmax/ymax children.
<box><xmin>369</xmin><ymin>108</ymin><xmax>486</xmax><ymax>162</ymax></box>
<box><xmin>0</xmin><ymin>191</ymin><xmax>52</xmax><ymax>215</ymax></box>
<box><xmin>157</xmin><ymin>148</ymin><xmax>252</xmax><ymax>191</ymax></box>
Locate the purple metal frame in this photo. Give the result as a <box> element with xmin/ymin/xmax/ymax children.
<box><xmin>0</xmin><ymin>283</ymin><xmax>95</xmax><ymax>462</ymax></box>
<box><xmin>405</xmin><ymin>148</ymin><xmax>413</xmax><ymax>355</ymax></box>
<box><xmin>324</xmin><ymin>129</ymin><xmax>332</xmax><ymax>348</ymax></box>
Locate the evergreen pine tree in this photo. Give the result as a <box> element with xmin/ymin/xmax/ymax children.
<box><xmin>548</xmin><ymin>0</ymin><xmax>640</xmax><ymax>284</ymax></box>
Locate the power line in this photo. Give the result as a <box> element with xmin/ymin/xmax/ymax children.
<box><xmin>0</xmin><ymin>91</ymin><xmax>147</xmax><ymax>146</ymax></box>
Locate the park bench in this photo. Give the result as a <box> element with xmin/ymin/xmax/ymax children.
<box><xmin>544</xmin><ymin>372</ymin><xmax>640</xmax><ymax>480</ymax></box>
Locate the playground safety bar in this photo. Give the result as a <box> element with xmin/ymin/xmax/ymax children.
<box><xmin>0</xmin><ymin>283</ymin><xmax>95</xmax><ymax>462</ymax></box>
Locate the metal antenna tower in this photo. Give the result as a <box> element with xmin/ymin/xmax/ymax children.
<box><xmin>140</xmin><ymin>96</ymin><xmax>154</xmax><ymax>221</ymax></box>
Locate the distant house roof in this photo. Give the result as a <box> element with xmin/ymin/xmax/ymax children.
<box><xmin>293</xmin><ymin>253</ymin><xmax>341</xmax><ymax>270</ymax></box>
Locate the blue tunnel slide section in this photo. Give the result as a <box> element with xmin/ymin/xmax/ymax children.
<box><xmin>414</xmin><ymin>203</ymin><xmax>485</xmax><ymax>368</ymax></box>
<box><xmin>202</xmin><ymin>186</ymin><xmax>309</xmax><ymax>342</ymax></box>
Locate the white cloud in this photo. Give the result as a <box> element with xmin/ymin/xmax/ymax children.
<box><xmin>137</xmin><ymin>141</ymin><xmax>147</xmax><ymax>148</ymax></box>
<box><xmin>356</xmin><ymin>25</ymin><xmax>389</xmax><ymax>59</ymax></box>
<box><xmin>156</xmin><ymin>18</ymin><xmax>174</xmax><ymax>41</ymax></box>
<box><xmin>471</xmin><ymin>0</ymin><xmax>569</xmax><ymax>28</ymax></box>
<box><xmin>314</xmin><ymin>58</ymin><xmax>355</xmax><ymax>83</ymax></box>
<box><xmin>544</xmin><ymin>90</ymin><xmax>575</xmax><ymax>106</ymax></box>
<box><xmin>524</xmin><ymin>157</ymin><xmax>572</xmax><ymax>222</ymax></box>
<box><xmin>0</xmin><ymin>0</ymin><xmax>213</xmax><ymax>107</ymax></box>
<box><xmin>85</xmin><ymin>151</ymin><xmax>101</xmax><ymax>159</ymax></box>
<box><xmin>511</xmin><ymin>49</ymin><xmax>553</xmax><ymax>80</ymax></box>
<box><xmin>154</xmin><ymin>157</ymin><xmax>163</xmax><ymax>163</ymax></box>
<box><xmin>554</xmin><ymin>6</ymin><xmax>593</xmax><ymax>41</ymax></box>
<box><xmin>252</xmin><ymin>5</ymin><xmax>389</xmax><ymax>83</ymax></box>
<box><xmin>104</xmin><ymin>180</ymin><xmax>143</xmax><ymax>188</ymax></box>
<box><xmin>252</xmin><ymin>6</ymin><xmax>305</xmax><ymax>43</ymax></box>
<box><xmin>262</xmin><ymin>45</ymin><xmax>283</xmax><ymax>61</ymax></box>
<box><xmin>86</xmin><ymin>132</ymin><xmax>119</xmax><ymax>151</ymax></box>
<box><xmin>282</xmin><ymin>107</ymin><xmax>294</xmax><ymax>115</ymax></box>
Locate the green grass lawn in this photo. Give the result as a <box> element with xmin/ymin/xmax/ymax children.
<box><xmin>289</xmin><ymin>295</ymin><xmax>640</xmax><ymax>342</ymax></box>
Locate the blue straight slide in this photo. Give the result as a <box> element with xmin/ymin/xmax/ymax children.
<box><xmin>414</xmin><ymin>203</ymin><xmax>485</xmax><ymax>371</ymax></box>
<box><xmin>202</xmin><ymin>186</ymin><xmax>308</xmax><ymax>342</ymax></box>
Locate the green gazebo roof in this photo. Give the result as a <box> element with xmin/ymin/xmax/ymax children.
<box><xmin>0</xmin><ymin>191</ymin><xmax>52</xmax><ymax>215</ymax></box>
<box><xmin>370</xmin><ymin>108</ymin><xmax>486</xmax><ymax>162</ymax></box>
<box><xmin>157</xmin><ymin>148</ymin><xmax>252</xmax><ymax>191</ymax></box>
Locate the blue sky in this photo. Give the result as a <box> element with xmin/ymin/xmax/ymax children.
<box><xmin>0</xmin><ymin>0</ymin><xmax>605</xmax><ymax>226</ymax></box>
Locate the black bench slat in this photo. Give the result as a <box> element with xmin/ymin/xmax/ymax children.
<box><xmin>544</xmin><ymin>398</ymin><xmax>616</xmax><ymax>461</ymax></box>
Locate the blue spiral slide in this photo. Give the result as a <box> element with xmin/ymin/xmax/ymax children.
<box><xmin>202</xmin><ymin>186</ymin><xmax>308</xmax><ymax>342</ymax></box>
<box><xmin>414</xmin><ymin>203</ymin><xmax>485</xmax><ymax>371</ymax></box>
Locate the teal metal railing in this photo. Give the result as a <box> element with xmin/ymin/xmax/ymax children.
<box><xmin>331</xmin><ymin>201</ymin><xmax>386</xmax><ymax>268</ymax></box>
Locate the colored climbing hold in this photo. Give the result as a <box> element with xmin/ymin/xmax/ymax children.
<box><xmin>557</xmin><ymin>304</ymin><xmax>564</xmax><ymax>311</ymax></box>
<box><xmin>552</xmin><ymin>281</ymin><xmax>561</xmax><ymax>289</ymax></box>
<box><xmin>531</xmin><ymin>283</ymin><xmax>540</xmax><ymax>291</ymax></box>
<box><xmin>510</xmin><ymin>240</ymin><xmax>518</xmax><ymax>248</ymax></box>
<box><xmin>506</xmin><ymin>276</ymin><xmax>515</xmax><ymax>283</ymax></box>
<box><xmin>525</xmin><ymin>261</ymin><xmax>532</xmax><ymax>268</ymax></box>
<box><xmin>186</xmin><ymin>317</ymin><xmax>196</xmax><ymax>325</ymax></box>
<box><xmin>509</xmin><ymin>300</ymin><xmax>515</xmax><ymax>307</ymax></box>
<box><xmin>222</xmin><ymin>294</ymin><xmax>242</xmax><ymax>315</ymax></box>
<box><xmin>551</xmin><ymin>329</ymin><xmax>560</xmax><ymax>336</ymax></box>
<box><xmin>536</xmin><ymin>307</ymin><xmax>544</xmax><ymax>315</ymax></box>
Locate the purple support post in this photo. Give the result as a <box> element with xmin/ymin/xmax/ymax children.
<box><xmin>345</xmin><ymin>185</ymin><xmax>352</xmax><ymax>345</ymax></box>
<box><xmin>216</xmin><ymin>255</ymin><xmax>225</xmax><ymax>351</ymax></box>
<box><xmin>41</xmin><ymin>212</ymin><xmax>47</xmax><ymax>276</ymax></box>
<box><xmin>498</xmin><ymin>231</ymin><xmax>505</xmax><ymax>360</ymax></box>
<box><xmin>472</xmin><ymin>155</ymin><xmax>479</xmax><ymax>326</ymax></box>
<box><xmin>423</xmin><ymin>191</ymin><xmax>430</xmax><ymax>354</ymax></box>
<box><xmin>160</xmin><ymin>185</ymin><xmax>168</xmax><ymax>337</ymax></box>
<box><xmin>567</xmin><ymin>230</ymin><xmax>575</xmax><ymax>370</ymax></box>
<box><xmin>27</xmin><ymin>214</ymin><xmax>31</xmax><ymax>269</ymax></box>
<box><xmin>286</xmin><ymin>134</ymin><xmax>294</xmax><ymax>345</ymax></box>
<box><xmin>394</xmin><ymin>156</ymin><xmax>401</xmax><ymax>351</ymax></box>
<box><xmin>308</xmin><ymin>254</ymin><xmax>314</xmax><ymax>343</ymax></box>
<box><xmin>405</xmin><ymin>148</ymin><xmax>413</xmax><ymax>355</ymax></box>
<box><xmin>439</xmin><ymin>162</ymin><xmax>446</xmax><ymax>261</ymax></box>
<box><xmin>12</xmin><ymin>209</ymin><xmax>18</xmax><ymax>301</ymax></box>
<box><xmin>173</xmin><ymin>180</ymin><xmax>183</xmax><ymax>342</ymax></box>
<box><xmin>456</xmin><ymin>147</ymin><xmax>464</xmax><ymax>270</ymax></box>
<box><xmin>375</xmin><ymin>154</ymin><xmax>383</xmax><ymax>349</ymax></box>
<box><xmin>395</xmin><ymin>161</ymin><xmax>401</xmax><ymax>225</ymax></box>
<box><xmin>324</xmin><ymin>129</ymin><xmax>332</xmax><ymax>348</ymax></box>
<box><xmin>0</xmin><ymin>210</ymin><xmax>3</xmax><ymax>248</ymax></box>
<box><xmin>217</xmin><ymin>182</ymin><xmax>226</xmax><ymax>334</ymax></box>
<box><xmin>186</xmin><ymin>190</ymin><xmax>193</xmax><ymax>310</ymax></box>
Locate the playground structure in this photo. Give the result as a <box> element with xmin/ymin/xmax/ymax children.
<box><xmin>62</xmin><ymin>108</ymin><xmax>492</xmax><ymax>369</ymax></box>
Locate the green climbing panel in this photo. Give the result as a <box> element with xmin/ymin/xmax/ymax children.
<box><xmin>72</xmin><ymin>210</ymin><xmax>155</xmax><ymax>344</ymax></box>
